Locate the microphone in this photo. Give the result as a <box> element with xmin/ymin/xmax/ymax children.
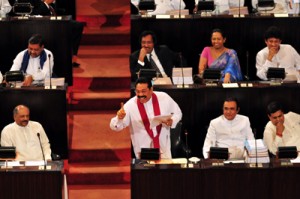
<box><xmin>48</xmin><ymin>54</ymin><xmax>52</xmax><ymax>89</ymax></box>
<box><xmin>184</xmin><ymin>129</ymin><xmax>189</xmax><ymax>164</ymax></box>
<box><xmin>253</xmin><ymin>128</ymin><xmax>258</xmax><ymax>168</ymax></box>
<box><xmin>179</xmin><ymin>52</ymin><xmax>185</xmax><ymax>88</ymax></box>
<box><xmin>179</xmin><ymin>0</ymin><xmax>182</xmax><ymax>18</ymax></box>
<box><xmin>238</xmin><ymin>0</ymin><xmax>241</xmax><ymax>17</ymax></box>
<box><xmin>244</xmin><ymin>51</ymin><xmax>250</xmax><ymax>85</ymax></box>
<box><xmin>37</xmin><ymin>133</ymin><xmax>46</xmax><ymax>169</ymax></box>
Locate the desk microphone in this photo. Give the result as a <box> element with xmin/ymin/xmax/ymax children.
<box><xmin>179</xmin><ymin>52</ymin><xmax>185</xmax><ymax>87</ymax></box>
<box><xmin>48</xmin><ymin>54</ymin><xmax>52</xmax><ymax>89</ymax></box>
<box><xmin>37</xmin><ymin>133</ymin><xmax>46</xmax><ymax>169</ymax></box>
<box><xmin>244</xmin><ymin>51</ymin><xmax>250</xmax><ymax>84</ymax></box>
<box><xmin>184</xmin><ymin>129</ymin><xmax>189</xmax><ymax>163</ymax></box>
<box><xmin>253</xmin><ymin>128</ymin><xmax>258</xmax><ymax>168</ymax></box>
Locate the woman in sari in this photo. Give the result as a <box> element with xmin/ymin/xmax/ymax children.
<box><xmin>198</xmin><ymin>28</ymin><xmax>243</xmax><ymax>83</ymax></box>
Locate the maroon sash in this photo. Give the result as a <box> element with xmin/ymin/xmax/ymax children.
<box><xmin>137</xmin><ymin>93</ymin><xmax>162</xmax><ymax>148</ymax></box>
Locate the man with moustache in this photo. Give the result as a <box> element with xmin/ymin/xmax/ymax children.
<box><xmin>256</xmin><ymin>26</ymin><xmax>300</xmax><ymax>81</ymax></box>
<box><xmin>130</xmin><ymin>30</ymin><xmax>181</xmax><ymax>82</ymax></box>
<box><xmin>110</xmin><ymin>77</ymin><xmax>182</xmax><ymax>159</ymax></box>
<box><xmin>203</xmin><ymin>97</ymin><xmax>254</xmax><ymax>159</ymax></box>
<box><xmin>1</xmin><ymin>105</ymin><xmax>52</xmax><ymax>161</ymax></box>
<box><xmin>263</xmin><ymin>101</ymin><xmax>300</xmax><ymax>156</ymax></box>
<box><xmin>10</xmin><ymin>34</ymin><xmax>54</xmax><ymax>86</ymax></box>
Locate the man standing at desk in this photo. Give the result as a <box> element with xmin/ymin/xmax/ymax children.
<box><xmin>203</xmin><ymin>97</ymin><xmax>254</xmax><ymax>159</ymax></box>
<box><xmin>256</xmin><ymin>26</ymin><xmax>300</xmax><ymax>81</ymax></box>
<box><xmin>110</xmin><ymin>77</ymin><xmax>182</xmax><ymax>159</ymax></box>
<box><xmin>263</xmin><ymin>101</ymin><xmax>300</xmax><ymax>156</ymax></box>
<box><xmin>130</xmin><ymin>30</ymin><xmax>181</xmax><ymax>82</ymax></box>
<box><xmin>10</xmin><ymin>34</ymin><xmax>54</xmax><ymax>86</ymax></box>
<box><xmin>1</xmin><ymin>105</ymin><xmax>52</xmax><ymax>161</ymax></box>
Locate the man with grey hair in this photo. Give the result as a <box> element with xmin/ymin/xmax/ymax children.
<box><xmin>1</xmin><ymin>105</ymin><xmax>52</xmax><ymax>161</ymax></box>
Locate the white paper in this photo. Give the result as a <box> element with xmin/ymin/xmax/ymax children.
<box><xmin>172</xmin><ymin>67</ymin><xmax>193</xmax><ymax>85</ymax></box>
<box><xmin>150</xmin><ymin>114</ymin><xmax>172</xmax><ymax>128</ymax></box>
<box><xmin>222</xmin><ymin>83</ymin><xmax>239</xmax><ymax>88</ymax></box>
<box><xmin>25</xmin><ymin>160</ymin><xmax>46</xmax><ymax>166</ymax></box>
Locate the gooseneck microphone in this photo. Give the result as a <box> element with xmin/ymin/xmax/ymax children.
<box><xmin>37</xmin><ymin>133</ymin><xmax>46</xmax><ymax>169</ymax></box>
<box><xmin>179</xmin><ymin>52</ymin><xmax>185</xmax><ymax>87</ymax></box>
<box><xmin>253</xmin><ymin>128</ymin><xmax>258</xmax><ymax>168</ymax></box>
<box><xmin>48</xmin><ymin>54</ymin><xmax>52</xmax><ymax>89</ymax></box>
<box><xmin>185</xmin><ymin>129</ymin><xmax>189</xmax><ymax>163</ymax></box>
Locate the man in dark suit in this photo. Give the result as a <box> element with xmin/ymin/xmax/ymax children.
<box><xmin>32</xmin><ymin>0</ymin><xmax>84</xmax><ymax>67</ymax></box>
<box><xmin>130</xmin><ymin>30</ymin><xmax>181</xmax><ymax>82</ymax></box>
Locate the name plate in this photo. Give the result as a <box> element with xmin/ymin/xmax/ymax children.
<box><xmin>249</xmin><ymin>163</ymin><xmax>263</xmax><ymax>168</ymax></box>
<box><xmin>233</xmin><ymin>14</ymin><xmax>245</xmax><ymax>18</ymax></box>
<box><xmin>50</xmin><ymin>16</ymin><xmax>62</xmax><ymax>20</ymax></box>
<box><xmin>156</xmin><ymin>15</ymin><xmax>171</xmax><ymax>19</ymax></box>
<box><xmin>212</xmin><ymin>162</ymin><xmax>224</xmax><ymax>166</ymax></box>
<box><xmin>222</xmin><ymin>83</ymin><xmax>239</xmax><ymax>88</ymax></box>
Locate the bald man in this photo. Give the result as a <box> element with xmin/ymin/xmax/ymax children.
<box><xmin>1</xmin><ymin>105</ymin><xmax>52</xmax><ymax>161</ymax></box>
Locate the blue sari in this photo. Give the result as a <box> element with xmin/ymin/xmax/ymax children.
<box><xmin>210</xmin><ymin>49</ymin><xmax>243</xmax><ymax>82</ymax></box>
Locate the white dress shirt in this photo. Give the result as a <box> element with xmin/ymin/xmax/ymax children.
<box><xmin>263</xmin><ymin>112</ymin><xmax>300</xmax><ymax>155</ymax></box>
<box><xmin>0</xmin><ymin>0</ymin><xmax>11</xmax><ymax>17</ymax></box>
<box><xmin>110</xmin><ymin>91</ymin><xmax>182</xmax><ymax>159</ymax></box>
<box><xmin>203</xmin><ymin>114</ymin><xmax>254</xmax><ymax>159</ymax></box>
<box><xmin>132</xmin><ymin>0</ymin><xmax>186</xmax><ymax>14</ymax></box>
<box><xmin>256</xmin><ymin>44</ymin><xmax>300</xmax><ymax>81</ymax></box>
<box><xmin>1</xmin><ymin>121</ymin><xmax>52</xmax><ymax>161</ymax></box>
<box><xmin>10</xmin><ymin>48</ymin><xmax>54</xmax><ymax>81</ymax></box>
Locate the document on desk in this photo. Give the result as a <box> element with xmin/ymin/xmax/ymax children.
<box><xmin>290</xmin><ymin>156</ymin><xmax>300</xmax><ymax>163</ymax></box>
<box><xmin>150</xmin><ymin>114</ymin><xmax>172</xmax><ymax>128</ymax></box>
<box><xmin>25</xmin><ymin>160</ymin><xmax>46</xmax><ymax>166</ymax></box>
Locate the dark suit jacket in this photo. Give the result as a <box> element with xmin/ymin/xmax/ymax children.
<box><xmin>130</xmin><ymin>45</ymin><xmax>181</xmax><ymax>82</ymax></box>
<box><xmin>32</xmin><ymin>2</ymin><xmax>55</xmax><ymax>16</ymax></box>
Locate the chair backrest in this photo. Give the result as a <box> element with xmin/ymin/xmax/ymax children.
<box><xmin>170</xmin><ymin>121</ymin><xmax>191</xmax><ymax>158</ymax></box>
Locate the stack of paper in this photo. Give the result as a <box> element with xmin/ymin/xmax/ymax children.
<box><xmin>245</xmin><ymin>139</ymin><xmax>270</xmax><ymax>163</ymax></box>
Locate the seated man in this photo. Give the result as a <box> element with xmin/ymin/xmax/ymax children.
<box><xmin>110</xmin><ymin>77</ymin><xmax>182</xmax><ymax>159</ymax></box>
<box><xmin>130</xmin><ymin>30</ymin><xmax>181</xmax><ymax>82</ymax></box>
<box><xmin>32</xmin><ymin>0</ymin><xmax>84</xmax><ymax>67</ymax></box>
<box><xmin>263</xmin><ymin>101</ymin><xmax>300</xmax><ymax>156</ymax></box>
<box><xmin>0</xmin><ymin>0</ymin><xmax>11</xmax><ymax>17</ymax></box>
<box><xmin>203</xmin><ymin>97</ymin><xmax>254</xmax><ymax>159</ymax></box>
<box><xmin>131</xmin><ymin>0</ymin><xmax>186</xmax><ymax>15</ymax></box>
<box><xmin>1</xmin><ymin>105</ymin><xmax>52</xmax><ymax>161</ymax></box>
<box><xmin>256</xmin><ymin>26</ymin><xmax>300</xmax><ymax>81</ymax></box>
<box><xmin>10</xmin><ymin>34</ymin><xmax>54</xmax><ymax>86</ymax></box>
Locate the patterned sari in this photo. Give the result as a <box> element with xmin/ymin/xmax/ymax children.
<box><xmin>210</xmin><ymin>49</ymin><xmax>243</xmax><ymax>82</ymax></box>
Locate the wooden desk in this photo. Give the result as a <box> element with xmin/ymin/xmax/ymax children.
<box><xmin>154</xmin><ymin>83</ymin><xmax>300</xmax><ymax>158</ymax></box>
<box><xmin>0</xmin><ymin>86</ymin><xmax>68</xmax><ymax>159</ymax></box>
<box><xmin>0</xmin><ymin>16</ymin><xmax>73</xmax><ymax>85</ymax></box>
<box><xmin>131</xmin><ymin>159</ymin><xmax>300</xmax><ymax>199</ymax></box>
<box><xmin>0</xmin><ymin>161</ymin><xmax>64</xmax><ymax>199</ymax></box>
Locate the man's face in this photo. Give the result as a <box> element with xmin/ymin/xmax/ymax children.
<box><xmin>268</xmin><ymin>110</ymin><xmax>285</xmax><ymax>126</ymax></box>
<box><xmin>135</xmin><ymin>83</ymin><xmax>153</xmax><ymax>104</ymax></box>
<box><xmin>14</xmin><ymin>107</ymin><xmax>30</xmax><ymax>127</ymax></box>
<box><xmin>141</xmin><ymin>34</ymin><xmax>154</xmax><ymax>54</ymax></box>
<box><xmin>223</xmin><ymin>101</ymin><xmax>239</xmax><ymax>121</ymax></box>
<box><xmin>265</xmin><ymin>37</ymin><xmax>281</xmax><ymax>51</ymax></box>
<box><xmin>28</xmin><ymin>43</ymin><xmax>44</xmax><ymax>58</ymax></box>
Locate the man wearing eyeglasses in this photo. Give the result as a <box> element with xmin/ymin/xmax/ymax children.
<box><xmin>202</xmin><ymin>97</ymin><xmax>254</xmax><ymax>159</ymax></box>
<box><xmin>110</xmin><ymin>77</ymin><xmax>182</xmax><ymax>159</ymax></box>
<box><xmin>263</xmin><ymin>101</ymin><xmax>300</xmax><ymax>156</ymax></box>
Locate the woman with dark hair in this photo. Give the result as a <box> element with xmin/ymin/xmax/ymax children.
<box><xmin>198</xmin><ymin>28</ymin><xmax>243</xmax><ymax>83</ymax></box>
